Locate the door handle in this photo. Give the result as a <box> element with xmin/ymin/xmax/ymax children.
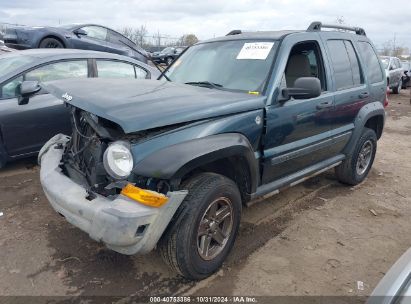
<box><xmin>359</xmin><ymin>92</ymin><xmax>370</xmax><ymax>99</ymax></box>
<box><xmin>316</xmin><ymin>100</ymin><xmax>333</xmax><ymax>109</ymax></box>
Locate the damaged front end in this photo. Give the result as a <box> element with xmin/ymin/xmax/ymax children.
<box><xmin>38</xmin><ymin>106</ymin><xmax>188</xmax><ymax>254</ymax></box>
<box><xmin>58</xmin><ymin>106</ymin><xmax>174</xmax><ymax>198</ymax></box>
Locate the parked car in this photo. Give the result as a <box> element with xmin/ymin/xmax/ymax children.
<box><xmin>0</xmin><ymin>40</ymin><xmax>15</xmax><ymax>54</ymax></box>
<box><xmin>368</xmin><ymin>248</ymin><xmax>411</xmax><ymax>304</ymax></box>
<box><xmin>151</xmin><ymin>46</ymin><xmax>186</xmax><ymax>65</ymax></box>
<box><xmin>37</xmin><ymin>21</ymin><xmax>386</xmax><ymax>280</ymax></box>
<box><xmin>380</xmin><ymin>56</ymin><xmax>404</xmax><ymax>94</ymax></box>
<box><xmin>400</xmin><ymin>60</ymin><xmax>410</xmax><ymax>89</ymax></box>
<box><xmin>0</xmin><ymin>49</ymin><xmax>159</xmax><ymax>168</ymax></box>
<box><xmin>3</xmin><ymin>24</ymin><xmax>149</xmax><ymax>63</ymax></box>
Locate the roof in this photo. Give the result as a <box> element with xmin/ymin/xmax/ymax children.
<box><xmin>0</xmin><ymin>48</ymin><xmax>130</xmax><ymax>59</ymax></box>
<box><xmin>0</xmin><ymin>49</ymin><xmax>159</xmax><ymax>82</ymax></box>
<box><xmin>200</xmin><ymin>30</ymin><xmax>301</xmax><ymax>43</ymax></box>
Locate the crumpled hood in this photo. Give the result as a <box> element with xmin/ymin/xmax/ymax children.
<box><xmin>43</xmin><ymin>78</ymin><xmax>266</xmax><ymax>134</ymax></box>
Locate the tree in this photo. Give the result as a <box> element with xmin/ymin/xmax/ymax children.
<box><xmin>179</xmin><ymin>34</ymin><xmax>199</xmax><ymax>46</ymax></box>
<box><xmin>118</xmin><ymin>25</ymin><xmax>148</xmax><ymax>47</ymax></box>
<box><xmin>379</xmin><ymin>39</ymin><xmax>410</xmax><ymax>58</ymax></box>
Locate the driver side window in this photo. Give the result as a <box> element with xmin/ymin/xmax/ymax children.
<box><xmin>0</xmin><ymin>76</ymin><xmax>23</xmax><ymax>99</ymax></box>
<box><xmin>81</xmin><ymin>26</ymin><xmax>108</xmax><ymax>41</ymax></box>
<box><xmin>284</xmin><ymin>41</ymin><xmax>326</xmax><ymax>91</ymax></box>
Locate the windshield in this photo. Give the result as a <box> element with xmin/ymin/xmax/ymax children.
<box><xmin>161</xmin><ymin>47</ymin><xmax>174</xmax><ymax>54</ymax></box>
<box><xmin>165</xmin><ymin>40</ymin><xmax>277</xmax><ymax>93</ymax></box>
<box><xmin>0</xmin><ymin>55</ymin><xmax>35</xmax><ymax>75</ymax></box>
<box><xmin>380</xmin><ymin>57</ymin><xmax>390</xmax><ymax>69</ymax></box>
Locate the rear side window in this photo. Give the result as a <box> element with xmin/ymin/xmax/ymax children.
<box><xmin>96</xmin><ymin>60</ymin><xmax>136</xmax><ymax>78</ymax></box>
<box><xmin>357</xmin><ymin>42</ymin><xmax>384</xmax><ymax>83</ymax></box>
<box><xmin>327</xmin><ymin>40</ymin><xmax>363</xmax><ymax>90</ymax></box>
<box><xmin>344</xmin><ymin>41</ymin><xmax>363</xmax><ymax>86</ymax></box>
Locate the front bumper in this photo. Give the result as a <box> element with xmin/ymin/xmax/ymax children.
<box><xmin>39</xmin><ymin>134</ymin><xmax>187</xmax><ymax>255</ymax></box>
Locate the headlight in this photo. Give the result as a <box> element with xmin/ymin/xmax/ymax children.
<box><xmin>103</xmin><ymin>142</ymin><xmax>134</xmax><ymax>179</ymax></box>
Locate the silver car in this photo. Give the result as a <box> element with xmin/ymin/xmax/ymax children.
<box><xmin>368</xmin><ymin>248</ymin><xmax>411</xmax><ymax>304</ymax></box>
<box><xmin>400</xmin><ymin>60</ymin><xmax>410</xmax><ymax>89</ymax></box>
<box><xmin>380</xmin><ymin>56</ymin><xmax>404</xmax><ymax>94</ymax></box>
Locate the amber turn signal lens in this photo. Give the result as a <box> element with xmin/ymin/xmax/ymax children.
<box><xmin>121</xmin><ymin>184</ymin><xmax>168</xmax><ymax>207</ymax></box>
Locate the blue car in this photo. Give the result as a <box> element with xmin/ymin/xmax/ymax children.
<box><xmin>0</xmin><ymin>49</ymin><xmax>159</xmax><ymax>168</ymax></box>
<box><xmin>3</xmin><ymin>23</ymin><xmax>149</xmax><ymax>63</ymax></box>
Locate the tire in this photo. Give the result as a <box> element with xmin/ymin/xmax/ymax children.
<box><xmin>0</xmin><ymin>155</ymin><xmax>6</xmax><ymax>169</ymax></box>
<box><xmin>0</xmin><ymin>144</ymin><xmax>7</xmax><ymax>169</ymax></box>
<box><xmin>392</xmin><ymin>79</ymin><xmax>401</xmax><ymax>94</ymax></box>
<box><xmin>401</xmin><ymin>78</ymin><xmax>407</xmax><ymax>89</ymax></box>
<box><xmin>39</xmin><ymin>38</ymin><xmax>64</xmax><ymax>48</ymax></box>
<box><xmin>166</xmin><ymin>57</ymin><xmax>173</xmax><ymax>66</ymax></box>
<box><xmin>159</xmin><ymin>173</ymin><xmax>242</xmax><ymax>280</ymax></box>
<box><xmin>335</xmin><ymin>127</ymin><xmax>377</xmax><ymax>185</ymax></box>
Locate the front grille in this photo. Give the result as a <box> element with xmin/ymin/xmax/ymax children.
<box><xmin>61</xmin><ymin>109</ymin><xmax>109</xmax><ymax>191</ymax></box>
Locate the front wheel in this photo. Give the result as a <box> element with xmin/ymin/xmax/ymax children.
<box><xmin>166</xmin><ymin>57</ymin><xmax>173</xmax><ymax>66</ymax></box>
<box><xmin>335</xmin><ymin>128</ymin><xmax>377</xmax><ymax>185</ymax></box>
<box><xmin>39</xmin><ymin>38</ymin><xmax>64</xmax><ymax>48</ymax></box>
<box><xmin>159</xmin><ymin>173</ymin><xmax>242</xmax><ymax>280</ymax></box>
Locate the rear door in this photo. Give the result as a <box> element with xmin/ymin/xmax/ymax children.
<box><xmin>356</xmin><ymin>41</ymin><xmax>386</xmax><ymax>103</ymax></box>
<box><xmin>262</xmin><ymin>34</ymin><xmax>336</xmax><ymax>183</ymax></box>
<box><xmin>0</xmin><ymin>60</ymin><xmax>89</xmax><ymax>156</ymax></box>
<box><xmin>320</xmin><ymin>38</ymin><xmax>369</xmax><ymax>139</ymax></box>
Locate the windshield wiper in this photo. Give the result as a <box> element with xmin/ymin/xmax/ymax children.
<box><xmin>185</xmin><ymin>81</ymin><xmax>223</xmax><ymax>89</ymax></box>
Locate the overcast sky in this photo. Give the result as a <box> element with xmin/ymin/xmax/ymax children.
<box><xmin>1</xmin><ymin>0</ymin><xmax>410</xmax><ymax>50</ymax></box>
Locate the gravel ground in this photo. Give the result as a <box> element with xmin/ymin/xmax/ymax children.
<box><xmin>0</xmin><ymin>90</ymin><xmax>410</xmax><ymax>301</ymax></box>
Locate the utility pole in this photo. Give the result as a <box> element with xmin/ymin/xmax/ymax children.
<box><xmin>393</xmin><ymin>33</ymin><xmax>396</xmax><ymax>56</ymax></box>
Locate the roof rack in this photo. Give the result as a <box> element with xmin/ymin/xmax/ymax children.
<box><xmin>226</xmin><ymin>30</ymin><xmax>242</xmax><ymax>36</ymax></box>
<box><xmin>307</xmin><ymin>21</ymin><xmax>366</xmax><ymax>36</ymax></box>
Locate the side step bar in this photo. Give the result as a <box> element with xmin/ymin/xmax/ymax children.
<box><xmin>249</xmin><ymin>154</ymin><xmax>345</xmax><ymax>203</ymax></box>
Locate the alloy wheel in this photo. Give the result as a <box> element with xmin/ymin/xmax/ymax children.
<box><xmin>197</xmin><ymin>197</ymin><xmax>234</xmax><ymax>260</ymax></box>
<box><xmin>356</xmin><ymin>139</ymin><xmax>373</xmax><ymax>176</ymax></box>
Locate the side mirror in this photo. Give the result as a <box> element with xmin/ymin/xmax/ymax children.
<box><xmin>389</xmin><ymin>66</ymin><xmax>394</xmax><ymax>71</ymax></box>
<box><xmin>17</xmin><ymin>81</ymin><xmax>41</xmax><ymax>105</ymax></box>
<box><xmin>282</xmin><ymin>77</ymin><xmax>321</xmax><ymax>101</ymax></box>
<box><xmin>73</xmin><ymin>29</ymin><xmax>87</xmax><ymax>36</ymax></box>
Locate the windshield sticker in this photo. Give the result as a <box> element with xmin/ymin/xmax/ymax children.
<box><xmin>236</xmin><ymin>42</ymin><xmax>274</xmax><ymax>60</ymax></box>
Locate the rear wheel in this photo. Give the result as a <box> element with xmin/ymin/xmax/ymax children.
<box><xmin>159</xmin><ymin>173</ymin><xmax>242</xmax><ymax>280</ymax></box>
<box><xmin>392</xmin><ymin>79</ymin><xmax>402</xmax><ymax>94</ymax></box>
<box><xmin>39</xmin><ymin>38</ymin><xmax>64</xmax><ymax>48</ymax></box>
<box><xmin>335</xmin><ymin>128</ymin><xmax>377</xmax><ymax>185</ymax></box>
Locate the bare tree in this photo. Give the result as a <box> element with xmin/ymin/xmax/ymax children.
<box><xmin>379</xmin><ymin>39</ymin><xmax>410</xmax><ymax>58</ymax></box>
<box><xmin>179</xmin><ymin>34</ymin><xmax>199</xmax><ymax>46</ymax></box>
<box><xmin>134</xmin><ymin>25</ymin><xmax>148</xmax><ymax>47</ymax></box>
<box><xmin>118</xmin><ymin>26</ymin><xmax>134</xmax><ymax>41</ymax></box>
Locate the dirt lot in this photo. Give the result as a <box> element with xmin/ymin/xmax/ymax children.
<box><xmin>1</xmin><ymin>91</ymin><xmax>410</xmax><ymax>301</ymax></box>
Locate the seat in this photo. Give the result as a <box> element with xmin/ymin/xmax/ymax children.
<box><xmin>285</xmin><ymin>54</ymin><xmax>311</xmax><ymax>87</ymax></box>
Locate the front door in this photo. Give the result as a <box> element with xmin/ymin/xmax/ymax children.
<box><xmin>262</xmin><ymin>36</ymin><xmax>335</xmax><ymax>184</ymax></box>
<box><xmin>0</xmin><ymin>59</ymin><xmax>89</xmax><ymax>157</ymax></box>
<box><xmin>72</xmin><ymin>26</ymin><xmax>110</xmax><ymax>53</ymax></box>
